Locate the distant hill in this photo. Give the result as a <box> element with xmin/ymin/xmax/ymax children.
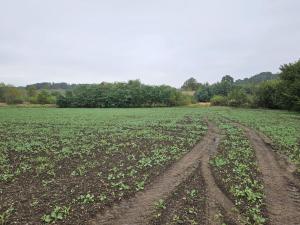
<box><xmin>24</xmin><ymin>72</ymin><xmax>278</xmax><ymax>91</ymax></box>
<box><xmin>25</xmin><ymin>82</ymin><xmax>78</xmax><ymax>90</ymax></box>
<box><xmin>235</xmin><ymin>72</ymin><xmax>279</xmax><ymax>85</ymax></box>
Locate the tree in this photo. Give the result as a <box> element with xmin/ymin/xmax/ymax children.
<box><xmin>278</xmin><ymin>59</ymin><xmax>300</xmax><ymax>110</ymax></box>
<box><xmin>37</xmin><ymin>90</ymin><xmax>51</xmax><ymax>104</ymax></box>
<box><xmin>210</xmin><ymin>75</ymin><xmax>234</xmax><ymax>97</ymax></box>
<box><xmin>210</xmin><ymin>95</ymin><xmax>227</xmax><ymax>106</ymax></box>
<box><xmin>26</xmin><ymin>86</ymin><xmax>37</xmax><ymax>97</ymax></box>
<box><xmin>4</xmin><ymin>86</ymin><xmax>24</xmax><ymax>104</ymax></box>
<box><xmin>195</xmin><ymin>83</ymin><xmax>211</xmax><ymax>102</ymax></box>
<box><xmin>219</xmin><ymin>75</ymin><xmax>234</xmax><ymax>96</ymax></box>
<box><xmin>0</xmin><ymin>83</ymin><xmax>6</xmax><ymax>102</ymax></box>
<box><xmin>227</xmin><ymin>87</ymin><xmax>248</xmax><ymax>107</ymax></box>
<box><xmin>254</xmin><ymin>80</ymin><xmax>282</xmax><ymax>109</ymax></box>
<box><xmin>181</xmin><ymin>77</ymin><xmax>199</xmax><ymax>91</ymax></box>
<box><xmin>221</xmin><ymin>75</ymin><xmax>234</xmax><ymax>84</ymax></box>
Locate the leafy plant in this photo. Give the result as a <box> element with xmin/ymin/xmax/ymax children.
<box><xmin>0</xmin><ymin>206</ymin><xmax>14</xmax><ymax>225</ymax></box>
<box><xmin>77</xmin><ymin>193</ymin><xmax>95</xmax><ymax>204</ymax></box>
<box><xmin>155</xmin><ymin>199</ymin><xmax>166</xmax><ymax>210</ymax></box>
<box><xmin>41</xmin><ymin>206</ymin><xmax>70</xmax><ymax>223</ymax></box>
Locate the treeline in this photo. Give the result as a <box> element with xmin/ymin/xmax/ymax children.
<box><xmin>0</xmin><ymin>82</ymin><xmax>80</xmax><ymax>105</ymax></box>
<box><xmin>57</xmin><ymin>80</ymin><xmax>192</xmax><ymax>107</ymax></box>
<box><xmin>1</xmin><ymin>59</ymin><xmax>299</xmax><ymax>110</ymax></box>
<box><xmin>0</xmin><ymin>84</ymin><xmax>60</xmax><ymax>104</ymax></box>
<box><xmin>182</xmin><ymin>59</ymin><xmax>300</xmax><ymax>111</ymax></box>
<box><xmin>0</xmin><ymin>80</ymin><xmax>192</xmax><ymax>107</ymax></box>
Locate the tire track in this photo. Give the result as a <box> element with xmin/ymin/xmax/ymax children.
<box><xmin>201</xmin><ymin>124</ymin><xmax>246</xmax><ymax>225</ymax></box>
<box><xmin>242</xmin><ymin>125</ymin><xmax>300</xmax><ymax>225</ymax></box>
<box><xmin>89</xmin><ymin>122</ymin><xmax>244</xmax><ymax>225</ymax></box>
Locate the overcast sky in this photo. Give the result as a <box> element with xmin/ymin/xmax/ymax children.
<box><xmin>0</xmin><ymin>0</ymin><xmax>299</xmax><ymax>87</ymax></box>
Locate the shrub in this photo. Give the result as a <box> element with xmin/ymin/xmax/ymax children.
<box><xmin>210</xmin><ymin>95</ymin><xmax>227</xmax><ymax>106</ymax></box>
<box><xmin>36</xmin><ymin>91</ymin><xmax>56</xmax><ymax>104</ymax></box>
<box><xmin>194</xmin><ymin>84</ymin><xmax>211</xmax><ymax>102</ymax></box>
<box><xmin>254</xmin><ymin>80</ymin><xmax>282</xmax><ymax>109</ymax></box>
<box><xmin>227</xmin><ymin>87</ymin><xmax>248</xmax><ymax>107</ymax></box>
<box><xmin>29</xmin><ymin>96</ymin><xmax>38</xmax><ymax>104</ymax></box>
<box><xmin>4</xmin><ymin>87</ymin><xmax>24</xmax><ymax>104</ymax></box>
<box><xmin>278</xmin><ymin>59</ymin><xmax>300</xmax><ymax>111</ymax></box>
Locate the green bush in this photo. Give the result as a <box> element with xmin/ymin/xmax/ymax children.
<box><xmin>254</xmin><ymin>80</ymin><xmax>282</xmax><ymax>109</ymax></box>
<box><xmin>0</xmin><ymin>83</ymin><xmax>6</xmax><ymax>102</ymax></box>
<box><xmin>35</xmin><ymin>91</ymin><xmax>56</xmax><ymax>104</ymax></box>
<box><xmin>210</xmin><ymin>95</ymin><xmax>227</xmax><ymax>106</ymax></box>
<box><xmin>278</xmin><ymin>59</ymin><xmax>300</xmax><ymax>111</ymax></box>
<box><xmin>4</xmin><ymin>87</ymin><xmax>24</xmax><ymax>104</ymax></box>
<box><xmin>194</xmin><ymin>84</ymin><xmax>211</xmax><ymax>102</ymax></box>
<box><xmin>29</xmin><ymin>96</ymin><xmax>38</xmax><ymax>104</ymax></box>
<box><xmin>227</xmin><ymin>87</ymin><xmax>248</xmax><ymax>107</ymax></box>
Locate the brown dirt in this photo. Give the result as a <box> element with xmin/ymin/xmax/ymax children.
<box><xmin>149</xmin><ymin>163</ymin><xmax>207</xmax><ymax>225</ymax></box>
<box><xmin>242</xmin><ymin>125</ymin><xmax>300</xmax><ymax>225</ymax></box>
<box><xmin>256</xmin><ymin>129</ymin><xmax>300</xmax><ymax>177</ymax></box>
<box><xmin>89</xmin><ymin>122</ymin><xmax>244</xmax><ymax>225</ymax></box>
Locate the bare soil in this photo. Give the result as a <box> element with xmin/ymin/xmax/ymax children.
<box><xmin>149</xmin><ymin>163</ymin><xmax>207</xmax><ymax>225</ymax></box>
<box><xmin>255</xmin><ymin>129</ymin><xmax>300</xmax><ymax>177</ymax></box>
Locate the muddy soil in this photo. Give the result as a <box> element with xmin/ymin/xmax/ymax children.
<box><xmin>242</xmin><ymin>126</ymin><xmax>300</xmax><ymax>225</ymax></box>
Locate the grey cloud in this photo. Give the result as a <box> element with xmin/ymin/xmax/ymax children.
<box><xmin>0</xmin><ymin>0</ymin><xmax>299</xmax><ymax>87</ymax></box>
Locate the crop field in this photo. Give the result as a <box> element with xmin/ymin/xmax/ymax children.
<box><xmin>1</xmin><ymin>107</ymin><xmax>300</xmax><ymax>225</ymax></box>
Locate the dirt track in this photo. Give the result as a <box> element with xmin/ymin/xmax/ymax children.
<box><xmin>242</xmin><ymin>126</ymin><xmax>300</xmax><ymax>225</ymax></box>
<box><xmin>90</xmin><ymin>122</ymin><xmax>300</xmax><ymax>225</ymax></box>
<box><xmin>200</xmin><ymin>132</ymin><xmax>246</xmax><ymax>225</ymax></box>
<box><xmin>90</xmin><ymin>122</ymin><xmax>242</xmax><ymax>225</ymax></box>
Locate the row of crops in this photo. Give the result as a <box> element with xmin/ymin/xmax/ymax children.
<box><xmin>210</xmin><ymin>121</ymin><xmax>266</xmax><ymax>224</ymax></box>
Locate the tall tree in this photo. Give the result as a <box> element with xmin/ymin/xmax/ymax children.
<box><xmin>4</xmin><ymin>86</ymin><xmax>24</xmax><ymax>104</ymax></box>
<box><xmin>37</xmin><ymin>90</ymin><xmax>51</xmax><ymax>104</ymax></box>
<box><xmin>279</xmin><ymin>60</ymin><xmax>300</xmax><ymax>110</ymax></box>
<box><xmin>212</xmin><ymin>75</ymin><xmax>234</xmax><ymax>96</ymax></box>
<box><xmin>181</xmin><ymin>77</ymin><xmax>199</xmax><ymax>91</ymax></box>
<box><xmin>195</xmin><ymin>83</ymin><xmax>211</xmax><ymax>102</ymax></box>
<box><xmin>0</xmin><ymin>83</ymin><xmax>6</xmax><ymax>102</ymax></box>
<box><xmin>26</xmin><ymin>86</ymin><xmax>37</xmax><ymax>97</ymax></box>
<box><xmin>255</xmin><ymin>80</ymin><xmax>282</xmax><ymax>109</ymax></box>
<box><xmin>221</xmin><ymin>75</ymin><xmax>234</xmax><ymax>84</ymax></box>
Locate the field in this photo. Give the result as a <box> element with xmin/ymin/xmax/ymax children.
<box><xmin>1</xmin><ymin>107</ymin><xmax>300</xmax><ymax>225</ymax></box>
